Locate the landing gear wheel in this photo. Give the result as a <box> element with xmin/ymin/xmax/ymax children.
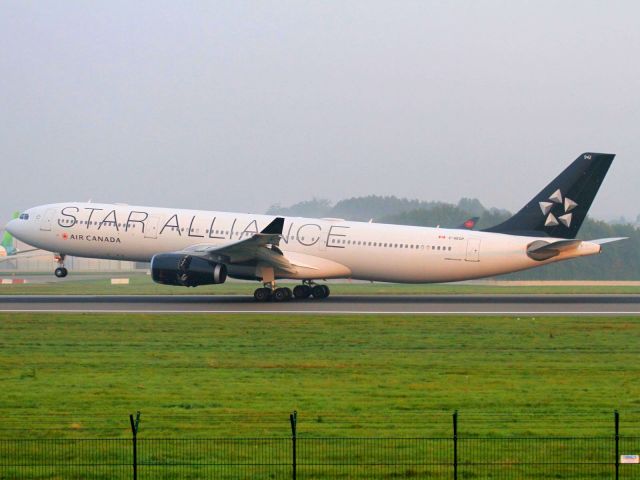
<box><xmin>254</xmin><ymin>287</ymin><xmax>272</xmax><ymax>302</ymax></box>
<box><xmin>273</xmin><ymin>287</ymin><xmax>292</xmax><ymax>302</ymax></box>
<box><xmin>293</xmin><ymin>285</ymin><xmax>312</xmax><ymax>299</ymax></box>
<box><xmin>311</xmin><ymin>284</ymin><xmax>328</xmax><ymax>299</ymax></box>
<box><xmin>321</xmin><ymin>285</ymin><xmax>330</xmax><ymax>298</ymax></box>
<box><xmin>54</xmin><ymin>267</ymin><xmax>68</xmax><ymax>278</ymax></box>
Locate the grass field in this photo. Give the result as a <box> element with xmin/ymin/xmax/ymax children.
<box><xmin>1</xmin><ymin>312</ymin><xmax>639</xmax><ymax>440</ymax></box>
<box><xmin>1</xmin><ymin>273</ymin><xmax>640</xmax><ymax>295</ymax></box>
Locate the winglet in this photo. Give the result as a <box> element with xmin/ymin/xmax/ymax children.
<box><xmin>261</xmin><ymin>217</ymin><xmax>285</xmax><ymax>235</ymax></box>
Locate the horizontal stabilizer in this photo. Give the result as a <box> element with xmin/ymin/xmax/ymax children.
<box><xmin>589</xmin><ymin>237</ymin><xmax>628</xmax><ymax>245</ymax></box>
<box><xmin>526</xmin><ymin>239</ymin><xmax>582</xmax><ymax>261</ymax></box>
<box><xmin>526</xmin><ymin>236</ymin><xmax>626</xmax><ymax>262</ymax></box>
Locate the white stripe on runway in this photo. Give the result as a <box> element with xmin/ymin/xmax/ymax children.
<box><xmin>0</xmin><ymin>309</ymin><xmax>638</xmax><ymax>315</ymax></box>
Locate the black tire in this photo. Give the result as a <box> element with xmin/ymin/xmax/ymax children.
<box><xmin>321</xmin><ymin>285</ymin><xmax>330</xmax><ymax>298</ymax></box>
<box><xmin>282</xmin><ymin>287</ymin><xmax>293</xmax><ymax>300</ymax></box>
<box><xmin>254</xmin><ymin>287</ymin><xmax>271</xmax><ymax>302</ymax></box>
<box><xmin>311</xmin><ymin>285</ymin><xmax>327</xmax><ymax>299</ymax></box>
<box><xmin>293</xmin><ymin>285</ymin><xmax>311</xmax><ymax>299</ymax></box>
<box><xmin>54</xmin><ymin>267</ymin><xmax>68</xmax><ymax>278</ymax></box>
<box><xmin>273</xmin><ymin>288</ymin><xmax>290</xmax><ymax>302</ymax></box>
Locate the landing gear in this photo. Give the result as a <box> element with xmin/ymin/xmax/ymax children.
<box><xmin>54</xmin><ymin>267</ymin><xmax>68</xmax><ymax>278</ymax></box>
<box><xmin>311</xmin><ymin>284</ymin><xmax>330</xmax><ymax>299</ymax></box>
<box><xmin>53</xmin><ymin>254</ymin><xmax>68</xmax><ymax>278</ymax></box>
<box><xmin>253</xmin><ymin>285</ymin><xmax>293</xmax><ymax>302</ymax></box>
<box><xmin>253</xmin><ymin>281</ymin><xmax>329</xmax><ymax>302</ymax></box>
<box><xmin>254</xmin><ymin>287</ymin><xmax>272</xmax><ymax>302</ymax></box>
<box><xmin>295</xmin><ymin>281</ymin><xmax>330</xmax><ymax>300</ymax></box>
<box><xmin>293</xmin><ymin>284</ymin><xmax>312</xmax><ymax>299</ymax></box>
<box><xmin>272</xmin><ymin>287</ymin><xmax>292</xmax><ymax>302</ymax></box>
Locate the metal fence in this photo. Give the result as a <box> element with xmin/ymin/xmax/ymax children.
<box><xmin>1</xmin><ymin>411</ymin><xmax>639</xmax><ymax>479</ymax></box>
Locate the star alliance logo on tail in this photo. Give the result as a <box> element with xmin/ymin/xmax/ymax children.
<box><xmin>539</xmin><ymin>189</ymin><xmax>577</xmax><ymax>228</ymax></box>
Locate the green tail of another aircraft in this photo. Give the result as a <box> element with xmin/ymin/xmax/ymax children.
<box><xmin>1</xmin><ymin>212</ymin><xmax>19</xmax><ymax>255</ymax></box>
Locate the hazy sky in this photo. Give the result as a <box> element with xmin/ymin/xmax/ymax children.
<box><xmin>2</xmin><ymin>1</ymin><xmax>639</xmax><ymax>228</ymax></box>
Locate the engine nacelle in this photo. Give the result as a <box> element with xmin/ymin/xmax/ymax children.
<box><xmin>151</xmin><ymin>253</ymin><xmax>227</xmax><ymax>287</ymax></box>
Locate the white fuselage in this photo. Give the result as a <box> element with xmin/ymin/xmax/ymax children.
<box><xmin>6</xmin><ymin>203</ymin><xmax>602</xmax><ymax>283</ymax></box>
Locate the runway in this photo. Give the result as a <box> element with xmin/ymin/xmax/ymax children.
<box><xmin>1</xmin><ymin>294</ymin><xmax>640</xmax><ymax>315</ymax></box>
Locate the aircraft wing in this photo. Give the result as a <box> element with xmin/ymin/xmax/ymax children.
<box><xmin>176</xmin><ymin>217</ymin><xmax>298</xmax><ymax>274</ymax></box>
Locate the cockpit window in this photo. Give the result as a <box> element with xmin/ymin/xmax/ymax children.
<box><xmin>19</xmin><ymin>213</ymin><xmax>29</xmax><ymax>220</ymax></box>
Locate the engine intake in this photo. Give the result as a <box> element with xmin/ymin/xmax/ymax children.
<box><xmin>151</xmin><ymin>253</ymin><xmax>227</xmax><ymax>287</ymax></box>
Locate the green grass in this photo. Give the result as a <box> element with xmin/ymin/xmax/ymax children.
<box><xmin>1</xmin><ymin>273</ymin><xmax>640</xmax><ymax>295</ymax></box>
<box><xmin>1</xmin><ymin>313</ymin><xmax>639</xmax><ymax>439</ymax></box>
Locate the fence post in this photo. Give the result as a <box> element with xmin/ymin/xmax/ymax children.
<box><xmin>615</xmin><ymin>410</ymin><xmax>620</xmax><ymax>480</ymax></box>
<box><xmin>453</xmin><ymin>410</ymin><xmax>458</xmax><ymax>480</ymax></box>
<box><xmin>290</xmin><ymin>411</ymin><xmax>297</xmax><ymax>480</ymax></box>
<box><xmin>129</xmin><ymin>411</ymin><xmax>141</xmax><ymax>480</ymax></box>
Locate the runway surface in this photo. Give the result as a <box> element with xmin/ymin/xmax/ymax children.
<box><xmin>1</xmin><ymin>294</ymin><xmax>640</xmax><ymax>315</ymax></box>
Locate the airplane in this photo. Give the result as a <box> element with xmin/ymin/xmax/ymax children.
<box><xmin>4</xmin><ymin>152</ymin><xmax>625</xmax><ymax>301</ymax></box>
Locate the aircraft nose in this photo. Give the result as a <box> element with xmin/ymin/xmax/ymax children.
<box><xmin>5</xmin><ymin>218</ymin><xmax>24</xmax><ymax>239</ymax></box>
<box><xmin>5</xmin><ymin>219</ymin><xmax>17</xmax><ymax>235</ymax></box>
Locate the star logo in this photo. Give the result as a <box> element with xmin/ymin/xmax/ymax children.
<box><xmin>539</xmin><ymin>189</ymin><xmax>577</xmax><ymax>228</ymax></box>
<box><xmin>62</xmin><ymin>233</ymin><xmax>69</xmax><ymax>240</ymax></box>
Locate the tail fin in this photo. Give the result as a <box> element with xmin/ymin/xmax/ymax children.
<box><xmin>484</xmin><ymin>153</ymin><xmax>614</xmax><ymax>239</ymax></box>
<box><xmin>2</xmin><ymin>212</ymin><xmax>19</xmax><ymax>249</ymax></box>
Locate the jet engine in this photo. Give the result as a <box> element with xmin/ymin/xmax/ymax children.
<box><xmin>151</xmin><ymin>253</ymin><xmax>227</xmax><ymax>287</ymax></box>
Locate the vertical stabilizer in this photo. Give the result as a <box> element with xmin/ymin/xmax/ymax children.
<box><xmin>484</xmin><ymin>153</ymin><xmax>614</xmax><ymax>239</ymax></box>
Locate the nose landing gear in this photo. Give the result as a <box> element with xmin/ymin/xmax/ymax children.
<box><xmin>53</xmin><ymin>254</ymin><xmax>68</xmax><ymax>278</ymax></box>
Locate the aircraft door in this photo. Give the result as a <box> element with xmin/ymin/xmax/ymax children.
<box><xmin>145</xmin><ymin>215</ymin><xmax>161</xmax><ymax>239</ymax></box>
<box><xmin>39</xmin><ymin>209</ymin><xmax>56</xmax><ymax>231</ymax></box>
<box><xmin>319</xmin><ymin>231</ymin><xmax>327</xmax><ymax>251</ymax></box>
<box><xmin>465</xmin><ymin>238</ymin><xmax>481</xmax><ymax>262</ymax></box>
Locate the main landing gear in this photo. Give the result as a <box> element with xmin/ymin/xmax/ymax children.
<box><xmin>54</xmin><ymin>254</ymin><xmax>68</xmax><ymax>278</ymax></box>
<box><xmin>253</xmin><ymin>281</ymin><xmax>330</xmax><ymax>302</ymax></box>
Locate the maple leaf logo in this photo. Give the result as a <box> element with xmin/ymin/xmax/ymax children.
<box><xmin>539</xmin><ymin>189</ymin><xmax>577</xmax><ymax>228</ymax></box>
